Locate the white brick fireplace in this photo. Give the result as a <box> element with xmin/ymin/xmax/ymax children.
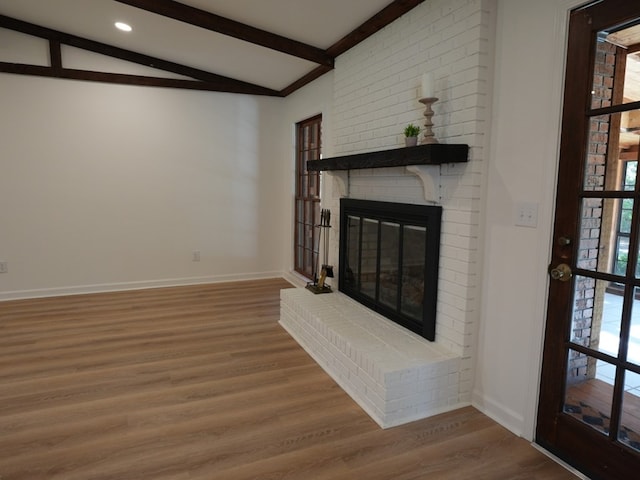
<box><xmin>280</xmin><ymin>288</ymin><xmax>460</xmax><ymax>428</ymax></box>
<box><xmin>281</xmin><ymin>0</ymin><xmax>492</xmax><ymax>427</ymax></box>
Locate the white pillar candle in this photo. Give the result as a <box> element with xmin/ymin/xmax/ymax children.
<box><xmin>421</xmin><ymin>72</ymin><xmax>433</xmax><ymax>98</ymax></box>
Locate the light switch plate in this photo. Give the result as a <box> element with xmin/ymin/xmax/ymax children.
<box><xmin>515</xmin><ymin>202</ymin><xmax>538</xmax><ymax>228</ymax></box>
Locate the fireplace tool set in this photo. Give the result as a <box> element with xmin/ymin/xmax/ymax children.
<box><xmin>306</xmin><ymin>208</ymin><xmax>334</xmax><ymax>294</ymax></box>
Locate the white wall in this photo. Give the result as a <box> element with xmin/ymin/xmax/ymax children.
<box><xmin>475</xmin><ymin>0</ymin><xmax>584</xmax><ymax>438</ymax></box>
<box><xmin>0</xmin><ymin>71</ymin><xmax>286</xmax><ymax>299</ymax></box>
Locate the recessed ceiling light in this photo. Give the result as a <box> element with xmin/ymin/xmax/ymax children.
<box><xmin>115</xmin><ymin>22</ymin><xmax>132</xmax><ymax>32</ymax></box>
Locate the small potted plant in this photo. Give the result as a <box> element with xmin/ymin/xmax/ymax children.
<box><xmin>404</xmin><ymin>123</ymin><xmax>420</xmax><ymax>147</ymax></box>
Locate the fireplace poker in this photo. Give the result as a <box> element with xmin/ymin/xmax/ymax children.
<box><xmin>312</xmin><ymin>209</ymin><xmax>324</xmax><ymax>284</ymax></box>
<box><xmin>320</xmin><ymin>209</ymin><xmax>334</xmax><ymax>280</ymax></box>
<box><xmin>306</xmin><ymin>208</ymin><xmax>333</xmax><ymax>294</ymax></box>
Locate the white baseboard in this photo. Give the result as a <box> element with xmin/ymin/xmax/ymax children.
<box><xmin>0</xmin><ymin>271</ymin><xmax>284</xmax><ymax>301</ymax></box>
<box><xmin>471</xmin><ymin>389</ymin><xmax>526</xmax><ymax>438</ymax></box>
<box><xmin>281</xmin><ymin>270</ymin><xmax>311</xmax><ymax>288</ymax></box>
<box><xmin>282</xmin><ymin>270</ymin><xmax>337</xmax><ymax>290</ymax></box>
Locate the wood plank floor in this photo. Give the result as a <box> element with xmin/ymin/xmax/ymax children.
<box><xmin>0</xmin><ymin>278</ymin><xmax>577</xmax><ymax>479</ymax></box>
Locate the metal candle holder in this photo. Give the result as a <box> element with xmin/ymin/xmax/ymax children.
<box><xmin>419</xmin><ymin>97</ymin><xmax>439</xmax><ymax>144</ymax></box>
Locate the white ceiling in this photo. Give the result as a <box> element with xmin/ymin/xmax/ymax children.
<box><xmin>0</xmin><ymin>0</ymin><xmax>396</xmax><ymax>93</ymax></box>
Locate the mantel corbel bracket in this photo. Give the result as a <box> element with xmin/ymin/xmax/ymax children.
<box><xmin>326</xmin><ymin>170</ymin><xmax>349</xmax><ymax>198</ymax></box>
<box><xmin>406</xmin><ymin>165</ymin><xmax>440</xmax><ymax>203</ymax></box>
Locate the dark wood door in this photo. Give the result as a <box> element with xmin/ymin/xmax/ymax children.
<box><xmin>537</xmin><ymin>1</ymin><xmax>640</xmax><ymax>478</ymax></box>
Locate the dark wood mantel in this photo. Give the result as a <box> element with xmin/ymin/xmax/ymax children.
<box><xmin>306</xmin><ymin>143</ymin><xmax>468</xmax><ymax>171</ymax></box>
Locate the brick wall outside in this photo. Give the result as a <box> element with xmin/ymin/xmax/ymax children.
<box><xmin>324</xmin><ymin>0</ymin><xmax>496</xmax><ymax>404</ymax></box>
<box><xmin>568</xmin><ymin>40</ymin><xmax>618</xmax><ymax>380</ymax></box>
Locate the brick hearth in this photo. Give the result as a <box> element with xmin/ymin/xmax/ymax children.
<box><xmin>279</xmin><ymin>287</ymin><xmax>464</xmax><ymax>428</ymax></box>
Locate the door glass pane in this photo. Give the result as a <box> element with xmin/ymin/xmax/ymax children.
<box><xmin>595</xmin><ymin>358</ymin><xmax>617</xmax><ymax>385</ymax></box>
<box><xmin>622</xmin><ymin>47</ymin><xmax>640</xmax><ymax>105</ymax></box>
<box><xmin>577</xmin><ymin>198</ymin><xmax>631</xmax><ymax>276</ymax></box>
<box><xmin>361</xmin><ymin>218</ymin><xmax>378</xmax><ymax>298</ymax></box>
<box><xmin>620</xmin><ymin>198</ymin><xmax>634</xmax><ymax>233</ymax></box>
<box><xmin>401</xmin><ymin>225</ymin><xmax>426</xmax><ymax>320</ymax></box>
<box><xmin>576</xmin><ymin>198</ymin><xmax>603</xmax><ymax>271</ymax></box>
<box><xmin>634</xmin><ymin>237</ymin><xmax>640</xmax><ymax>279</ymax></box>
<box><xmin>584</xmin><ymin>114</ymin><xmax>610</xmax><ymax>192</ymax></box>
<box><xmin>615</xmin><ymin>235</ymin><xmax>630</xmax><ymax>275</ymax></box>
<box><xmin>619</xmin><ymin>369</ymin><xmax>640</xmax><ymax>452</ymax></box>
<box><xmin>565</xmin><ymin>349</ymin><xmax>614</xmax><ymax>436</ymax></box>
<box><xmin>379</xmin><ymin>222</ymin><xmax>399</xmax><ymax>309</ymax></box>
<box><xmin>571</xmin><ymin>276</ymin><xmax>623</xmax><ymax>357</ymax></box>
<box><xmin>591</xmin><ymin>23</ymin><xmax>640</xmax><ymax>108</ymax></box>
<box><xmin>590</xmin><ymin>35</ymin><xmax>615</xmax><ymax>109</ymax></box>
<box><xmin>629</xmin><ymin>286</ymin><xmax>640</xmax><ymax>366</ymax></box>
<box><xmin>619</xmin><ymin>161</ymin><xmax>638</xmax><ymax>193</ymax></box>
<box><xmin>585</xmin><ymin>115</ymin><xmax>640</xmax><ymax>192</ymax></box>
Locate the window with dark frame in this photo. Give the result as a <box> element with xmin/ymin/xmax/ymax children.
<box><xmin>294</xmin><ymin>115</ymin><xmax>322</xmax><ymax>280</ymax></box>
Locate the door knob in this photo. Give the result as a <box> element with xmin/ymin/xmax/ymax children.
<box><xmin>549</xmin><ymin>263</ymin><xmax>572</xmax><ymax>282</ymax></box>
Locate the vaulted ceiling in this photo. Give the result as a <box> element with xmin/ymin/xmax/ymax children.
<box><xmin>0</xmin><ymin>0</ymin><xmax>424</xmax><ymax>96</ymax></box>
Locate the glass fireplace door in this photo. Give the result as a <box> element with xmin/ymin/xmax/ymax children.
<box><xmin>339</xmin><ymin>199</ymin><xmax>441</xmax><ymax>341</ymax></box>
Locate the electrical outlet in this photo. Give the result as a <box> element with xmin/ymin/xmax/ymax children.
<box><xmin>515</xmin><ymin>202</ymin><xmax>538</xmax><ymax>228</ymax></box>
<box><xmin>192</xmin><ymin>251</ymin><xmax>200</xmax><ymax>262</ymax></box>
<box><xmin>0</xmin><ymin>261</ymin><xmax>7</xmax><ymax>273</ymax></box>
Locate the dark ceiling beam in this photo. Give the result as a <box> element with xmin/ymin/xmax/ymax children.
<box><xmin>114</xmin><ymin>0</ymin><xmax>334</xmax><ymax>67</ymax></box>
<box><xmin>1</xmin><ymin>0</ymin><xmax>425</xmax><ymax>97</ymax></box>
<box><xmin>279</xmin><ymin>65</ymin><xmax>333</xmax><ymax>97</ymax></box>
<box><xmin>327</xmin><ymin>0</ymin><xmax>426</xmax><ymax>58</ymax></box>
<box><xmin>280</xmin><ymin>0</ymin><xmax>425</xmax><ymax>95</ymax></box>
<box><xmin>0</xmin><ymin>62</ymin><xmax>281</xmax><ymax>94</ymax></box>
<box><xmin>0</xmin><ymin>14</ymin><xmax>281</xmax><ymax>96</ymax></box>
<box><xmin>49</xmin><ymin>40</ymin><xmax>62</xmax><ymax>72</ymax></box>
